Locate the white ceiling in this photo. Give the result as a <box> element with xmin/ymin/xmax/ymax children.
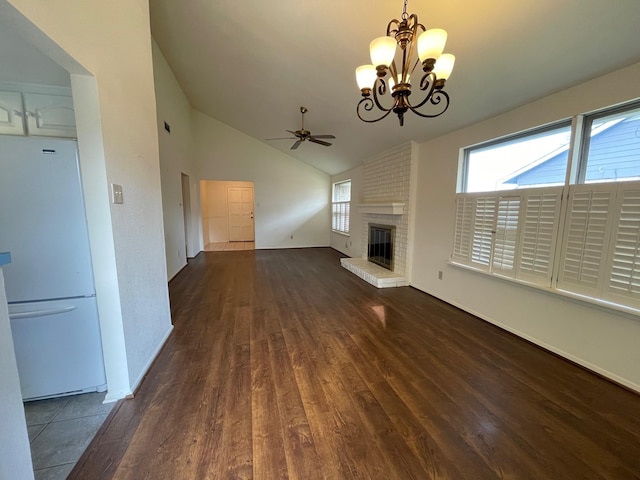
<box><xmin>150</xmin><ymin>0</ymin><xmax>640</xmax><ymax>176</ymax></box>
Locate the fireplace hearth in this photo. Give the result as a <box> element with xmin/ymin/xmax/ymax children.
<box><xmin>368</xmin><ymin>223</ymin><xmax>395</xmax><ymax>271</ymax></box>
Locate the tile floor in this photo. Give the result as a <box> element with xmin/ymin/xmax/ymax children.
<box><xmin>204</xmin><ymin>241</ymin><xmax>255</xmax><ymax>251</ymax></box>
<box><xmin>24</xmin><ymin>392</ymin><xmax>114</xmax><ymax>480</ymax></box>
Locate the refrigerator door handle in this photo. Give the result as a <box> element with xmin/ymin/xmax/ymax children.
<box><xmin>9</xmin><ymin>305</ymin><xmax>77</xmax><ymax>319</ymax></box>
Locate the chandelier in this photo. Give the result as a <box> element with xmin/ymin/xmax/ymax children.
<box><xmin>355</xmin><ymin>0</ymin><xmax>455</xmax><ymax>126</ymax></box>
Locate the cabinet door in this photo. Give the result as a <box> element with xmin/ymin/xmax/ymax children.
<box><xmin>0</xmin><ymin>91</ymin><xmax>26</xmax><ymax>135</ymax></box>
<box><xmin>24</xmin><ymin>92</ymin><xmax>76</xmax><ymax>138</ymax></box>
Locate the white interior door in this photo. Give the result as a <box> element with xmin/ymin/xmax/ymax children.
<box><xmin>227</xmin><ymin>186</ymin><xmax>254</xmax><ymax>241</ymax></box>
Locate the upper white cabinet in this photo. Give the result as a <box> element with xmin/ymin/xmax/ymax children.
<box><xmin>24</xmin><ymin>93</ymin><xmax>76</xmax><ymax>138</ymax></box>
<box><xmin>0</xmin><ymin>91</ymin><xmax>26</xmax><ymax>136</ymax></box>
<box><xmin>0</xmin><ymin>85</ymin><xmax>76</xmax><ymax>139</ymax></box>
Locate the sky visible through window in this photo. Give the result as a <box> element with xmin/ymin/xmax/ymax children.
<box><xmin>466</xmin><ymin>127</ymin><xmax>572</xmax><ymax>193</ymax></box>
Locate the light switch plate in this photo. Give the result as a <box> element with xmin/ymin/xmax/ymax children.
<box><xmin>111</xmin><ymin>183</ymin><xmax>124</xmax><ymax>204</ymax></box>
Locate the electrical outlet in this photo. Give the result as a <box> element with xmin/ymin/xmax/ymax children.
<box><xmin>438</xmin><ymin>270</ymin><xmax>443</xmax><ymax>280</ymax></box>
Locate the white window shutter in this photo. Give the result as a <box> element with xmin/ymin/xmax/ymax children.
<box><xmin>557</xmin><ymin>185</ymin><xmax>615</xmax><ymax>295</ymax></box>
<box><xmin>471</xmin><ymin>196</ymin><xmax>496</xmax><ymax>268</ymax></box>
<box><xmin>517</xmin><ymin>188</ymin><xmax>562</xmax><ymax>286</ymax></box>
<box><xmin>332</xmin><ymin>202</ymin><xmax>350</xmax><ymax>233</ymax></box>
<box><xmin>492</xmin><ymin>196</ymin><xmax>521</xmax><ymax>277</ymax></box>
<box><xmin>452</xmin><ymin>196</ymin><xmax>474</xmax><ymax>262</ymax></box>
<box><xmin>606</xmin><ymin>186</ymin><xmax>640</xmax><ymax>307</ymax></box>
<box><xmin>344</xmin><ymin>203</ymin><xmax>350</xmax><ymax>233</ymax></box>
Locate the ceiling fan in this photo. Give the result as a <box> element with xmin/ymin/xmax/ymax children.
<box><xmin>266</xmin><ymin>106</ymin><xmax>335</xmax><ymax>150</ymax></box>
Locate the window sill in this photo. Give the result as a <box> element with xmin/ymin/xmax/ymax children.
<box><xmin>448</xmin><ymin>260</ymin><xmax>640</xmax><ymax>320</ymax></box>
<box><xmin>332</xmin><ymin>230</ymin><xmax>350</xmax><ymax>237</ymax></box>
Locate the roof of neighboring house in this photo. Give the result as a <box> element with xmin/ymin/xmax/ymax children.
<box><xmin>503</xmin><ymin>117</ymin><xmax>640</xmax><ymax>186</ymax></box>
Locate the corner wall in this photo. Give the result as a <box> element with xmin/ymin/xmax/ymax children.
<box><xmin>411</xmin><ymin>62</ymin><xmax>640</xmax><ymax>392</ymax></box>
<box><xmin>152</xmin><ymin>38</ymin><xmax>198</xmax><ymax>279</ymax></box>
<box><xmin>0</xmin><ymin>267</ymin><xmax>33</xmax><ymax>479</ymax></box>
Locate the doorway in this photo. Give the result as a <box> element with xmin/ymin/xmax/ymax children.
<box><xmin>181</xmin><ymin>173</ymin><xmax>192</xmax><ymax>258</ymax></box>
<box><xmin>201</xmin><ymin>180</ymin><xmax>255</xmax><ymax>251</ymax></box>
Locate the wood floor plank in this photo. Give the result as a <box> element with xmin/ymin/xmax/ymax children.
<box><xmin>70</xmin><ymin>248</ymin><xmax>640</xmax><ymax>479</ymax></box>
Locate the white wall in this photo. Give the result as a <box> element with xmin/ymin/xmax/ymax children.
<box><xmin>5</xmin><ymin>0</ymin><xmax>173</xmax><ymax>396</ymax></box>
<box><xmin>193</xmin><ymin>110</ymin><xmax>330</xmax><ymax>250</ymax></box>
<box><xmin>411</xmin><ymin>62</ymin><xmax>640</xmax><ymax>392</ymax></box>
<box><xmin>330</xmin><ymin>165</ymin><xmax>363</xmax><ymax>257</ymax></box>
<box><xmin>152</xmin><ymin>38</ymin><xmax>198</xmax><ymax>279</ymax></box>
<box><xmin>0</xmin><ymin>265</ymin><xmax>34</xmax><ymax>480</ymax></box>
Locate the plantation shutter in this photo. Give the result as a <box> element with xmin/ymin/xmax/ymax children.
<box><xmin>517</xmin><ymin>188</ymin><xmax>562</xmax><ymax>286</ymax></box>
<box><xmin>606</xmin><ymin>186</ymin><xmax>640</xmax><ymax>307</ymax></box>
<box><xmin>492</xmin><ymin>196</ymin><xmax>520</xmax><ymax>277</ymax></box>
<box><xmin>332</xmin><ymin>202</ymin><xmax>350</xmax><ymax>233</ymax></box>
<box><xmin>452</xmin><ymin>196</ymin><xmax>474</xmax><ymax>262</ymax></box>
<box><xmin>557</xmin><ymin>185</ymin><xmax>615</xmax><ymax>295</ymax></box>
<box><xmin>471</xmin><ymin>196</ymin><xmax>496</xmax><ymax>269</ymax></box>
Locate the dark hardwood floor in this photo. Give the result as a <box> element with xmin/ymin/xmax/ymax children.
<box><xmin>70</xmin><ymin>248</ymin><xmax>640</xmax><ymax>479</ymax></box>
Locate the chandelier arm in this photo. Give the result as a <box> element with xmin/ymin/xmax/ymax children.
<box><xmin>371</xmin><ymin>77</ymin><xmax>395</xmax><ymax>112</ymax></box>
<box><xmin>406</xmin><ymin>90</ymin><xmax>451</xmax><ymax>118</ymax></box>
<box><xmin>356</xmin><ymin>97</ymin><xmax>394</xmax><ymax>123</ymax></box>
<box><xmin>388</xmin><ymin>61</ymin><xmax>399</xmax><ymax>84</ymax></box>
<box><xmin>405</xmin><ymin>17</ymin><xmax>424</xmax><ymax>80</ymax></box>
<box><xmin>386</xmin><ymin>18</ymin><xmax>401</xmax><ymax>37</ymax></box>
<box><xmin>405</xmin><ymin>71</ymin><xmax>437</xmax><ymax>110</ymax></box>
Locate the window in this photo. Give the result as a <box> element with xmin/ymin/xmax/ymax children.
<box><xmin>579</xmin><ymin>103</ymin><xmax>640</xmax><ymax>184</ymax></box>
<box><xmin>453</xmin><ymin>100</ymin><xmax>640</xmax><ymax>312</ymax></box>
<box><xmin>332</xmin><ymin>180</ymin><xmax>351</xmax><ymax>234</ymax></box>
<box><xmin>463</xmin><ymin>122</ymin><xmax>572</xmax><ymax>193</ymax></box>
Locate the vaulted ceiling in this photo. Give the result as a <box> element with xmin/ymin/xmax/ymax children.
<box><xmin>149</xmin><ymin>1</ymin><xmax>640</xmax><ymax>176</ymax></box>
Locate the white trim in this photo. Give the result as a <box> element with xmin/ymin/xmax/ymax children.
<box><xmin>107</xmin><ymin>324</ymin><xmax>173</xmax><ymax>402</ymax></box>
<box><xmin>411</xmin><ymin>279</ymin><xmax>640</xmax><ymax>394</ymax></box>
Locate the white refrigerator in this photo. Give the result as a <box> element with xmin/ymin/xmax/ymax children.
<box><xmin>0</xmin><ymin>135</ymin><xmax>106</xmax><ymax>401</ymax></box>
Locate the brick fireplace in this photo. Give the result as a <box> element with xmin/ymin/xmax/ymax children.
<box><xmin>340</xmin><ymin>142</ymin><xmax>416</xmax><ymax>288</ymax></box>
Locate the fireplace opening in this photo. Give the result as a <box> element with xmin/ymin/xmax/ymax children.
<box><xmin>368</xmin><ymin>223</ymin><xmax>395</xmax><ymax>271</ymax></box>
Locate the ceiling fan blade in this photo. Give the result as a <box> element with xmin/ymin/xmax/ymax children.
<box><xmin>291</xmin><ymin>140</ymin><xmax>303</xmax><ymax>150</ymax></box>
<box><xmin>265</xmin><ymin>137</ymin><xmax>297</xmax><ymax>140</ymax></box>
<box><xmin>309</xmin><ymin>134</ymin><xmax>335</xmax><ymax>139</ymax></box>
<box><xmin>285</xmin><ymin>130</ymin><xmax>299</xmax><ymax>136</ymax></box>
<box><xmin>308</xmin><ymin>137</ymin><xmax>332</xmax><ymax>147</ymax></box>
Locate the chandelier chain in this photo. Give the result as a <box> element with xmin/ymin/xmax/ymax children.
<box><xmin>401</xmin><ymin>0</ymin><xmax>409</xmax><ymax>20</ymax></box>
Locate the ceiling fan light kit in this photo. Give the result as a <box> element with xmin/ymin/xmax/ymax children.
<box><xmin>356</xmin><ymin>0</ymin><xmax>455</xmax><ymax>126</ymax></box>
<box><xmin>266</xmin><ymin>107</ymin><xmax>335</xmax><ymax>150</ymax></box>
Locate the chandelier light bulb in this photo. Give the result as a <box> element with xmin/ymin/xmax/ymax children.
<box><xmin>370</xmin><ymin>36</ymin><xmax>397</xmax><ymax>69</ymax></box>
<box><xmin>433</xmin><ymin>53</ymin><xmax>455</xmax><ymax>81</ymax></box>
<box><xmin>418</xmin><ymin>28</ymin><xmax>448</xmax><ymax>63</ymax></box>
<box><xmin>356</xmin><ymin>65</ymin><xmax>377</xmax><ymax>91</ymax></box>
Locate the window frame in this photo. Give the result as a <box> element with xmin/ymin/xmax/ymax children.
<box><xmin>461</xmin><ymin>119</ymin><xmax>573</xmax><ymax>193</ymax></box>
<box><xmin>331</xmin><ymin>179</ymin><xmax>351</xmax><ymax>235</ymax></box>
